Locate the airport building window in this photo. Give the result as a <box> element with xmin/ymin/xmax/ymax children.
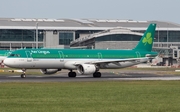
<box><xmin>0</xmin><ymin>29</ymin><xmax>43</xmax><ymax>42</ymax></box>
<box><xmin>174</xmin><ymin>50</ymin><xmax>177</xmax><ymax>58</ymax></box>
<box><xmin>95</xmin><ymin>34</ymin><xmax>141</xmax><ymax>41</ymax></box>
<box><xmin>59</xmin><ymin>32</ymin><xmax>73</xmax><ymax>45</ymax></box>
<box><xmin>154</xmin><ymin>31</ymin><xmax>180</xmax><ymax>42</ymax></box>
<box><xmin>135</xmin><ymin>31</ymin><xmax>180</xmax><ymax>42</ymax></box>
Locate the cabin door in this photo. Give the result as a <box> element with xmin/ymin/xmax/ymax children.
<box><xmin>25</xmin><ymin>51</ymin><xmax>32</xmax><ymax>62</ymax></box>
<box><xmin>98</xmin><ymin>53</ymin><xmax>102</xmax><ymax>61</ymax></box>
<box><xmin>58</xmin><ymin>51</ymin><xmax>64</xmax><ymax>62</ymax></box>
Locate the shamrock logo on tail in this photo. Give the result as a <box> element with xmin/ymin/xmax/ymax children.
<box><xmin>142</xmin><ymin>33</ymin><xmax>152</xmax><ymax>45</ymax></box>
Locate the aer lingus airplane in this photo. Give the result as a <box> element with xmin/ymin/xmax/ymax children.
<box><xmin>4</xmin><ymin>23</ymin><xmax>157</xmax><ymax>78</ymax></box>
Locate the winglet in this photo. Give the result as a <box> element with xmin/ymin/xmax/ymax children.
<box><xmin>133</xmin><ymin>23</ymin><xmax>156</xmax><ymax>51</ymax></box>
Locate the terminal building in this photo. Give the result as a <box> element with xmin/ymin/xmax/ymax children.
<box><xmin>1</xmin><ymin>18</ymin><xmax>180</xmax><ymax>66</ymax></box>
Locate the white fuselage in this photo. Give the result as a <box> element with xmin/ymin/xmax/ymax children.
<box><xmin>4</xmin><ymin>57</ymin><xmax>149</xmax><ymax>69</ymax></box>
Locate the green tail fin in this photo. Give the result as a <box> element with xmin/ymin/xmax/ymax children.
<box><xmin>133</xmin><ymin>23</ymin><xmax>156</xmax><ymax>51</ymax></box>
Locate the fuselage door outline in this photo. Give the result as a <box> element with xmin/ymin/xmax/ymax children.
<box><xmin>136</xmin><ymin>51</ymin><xmax>141</xmax><ymax>58</ymax></box>
<box><xmin>98</xmin><ymin>52</ymin><xmax>102</xmax><ymax>61</ymax></box>
<box><xmin>58</xmin><ymin>51</ymin><xmax>64</xmax><ymax>62</ymax></box>
<box><xmin>25</xmin><ymin>51</ymin><xmax>32</xmax><ymax>62</ymax></box>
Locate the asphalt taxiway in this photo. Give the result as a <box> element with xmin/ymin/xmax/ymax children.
<box><xmin>0</xmin><ymin>72</ymin><xmax>180</xmax><ymax>82</ymax></box>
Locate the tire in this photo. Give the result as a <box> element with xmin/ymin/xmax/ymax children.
<box><xmin>72</xmin><ymin>72</ymin><xmax>76</xmax><ymax>77</ymax></box>
<box><xmin>93</xmin><ymin>72</ymin><xmax>101</xmax><ymax>78</ymax></box>
<box><xmin>21</xmin><ymin>74</ymin><xmax>26</xmax><ymax>78</ymax></box>
<box><xmin>68</xmin><ymin>72</ymin><xmax>76</xmax><ymax>77</ymax></box>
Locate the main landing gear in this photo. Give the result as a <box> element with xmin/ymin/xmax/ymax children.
<box><xmin>21</xmin><ymin>69</ymin><xmax>26</xmax><ymax>78</ymax></box>
<box><xmin>68</xmin><ymin>70</ymin><xmax>101</xmax><ymax>78</ymax></box>
<box><xmin>68</xmin><ymin>70</ymin><xmax>76</xmax><ymax>77</ymax></box>
<box><xmin>93</xmin><ymin>72</ymin><xmax>101</xmax><ymax>78</ymax></box>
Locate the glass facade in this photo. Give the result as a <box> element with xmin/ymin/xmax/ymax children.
<box><xmin>136</xmin><ymin>30</ymin><xmax>180</xmax><ymax>42</ymax></box>
<box><xmin>154</xmin><ymin>31</ymin><xmax>180</xmax><ymax>42</ymax></box>
<box><xmin>0</xmin><ymin>29</ymin><xmax>43</xmax><ymax>41</ymax></box>
<box><xmin>95</xmin><ymin>34</ymin><xmax>141</xmax><ymax>41</ymax></box>
<box><xmin>59</xmin><ymin>32</ymin><xmax>73</xmax><ymax>45</ymax></box>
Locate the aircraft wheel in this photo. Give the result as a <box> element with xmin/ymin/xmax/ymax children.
<box><xmin>93</xmin><ymin>72</ymin><xmax>101</xmax><ymax>78</ymax></box>
<box><xmin>68</xmin><ymin>72</ymin><xmax>76</xmax><ymax>77</ymax></box>
<box><xmin>21</xmin><ymin>74</ymin><xmax>26</xmax><ymax>78</ymax></box>
<box><xmin>68</xmin><ymin>72</ymin><xmax>71</xmax><ymax>77</ymax></box>
<box><xmin>72</xmin><ymin>72</ymin><xmax>76</xmax><ymax>77</ymax></box>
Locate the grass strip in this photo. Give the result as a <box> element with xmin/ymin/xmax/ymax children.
<box><xmin>0</xmin><ymin>81</ymin><xmax>180</xmax><ymax>112</ymax></box>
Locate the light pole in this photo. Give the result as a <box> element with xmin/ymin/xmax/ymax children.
<box><xmin>167</xmin><ymin>23</ymin><xmax>169</xmax><ymax>48</ymax></box>
<box><xmin>158</xmin><ymin>26</ymin><xmax>159</xmax><ymax>47</ymax></box>
<box><xmin>33</xmin><ymin>30</ymin><xmax>35</xmax><ymax>48</ymax></box>
<box><xmin>36</xmin><ymin>22</ymin><xmax>38</xmax><ymax>49</ymax></box>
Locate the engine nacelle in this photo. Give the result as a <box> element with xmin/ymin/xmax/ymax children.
<box><xmin>77</xmin><ymin>64</ymin><xmax>96</xmax><ymax>75</ymax></box>
<box><xmin>40</xmin><ymin>69</ymin><xmax>61</xmax><ymax>75</ymax></box>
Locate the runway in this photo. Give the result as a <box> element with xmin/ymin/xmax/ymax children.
<box><xmin>0</xmin><ymin>71</ymin><xmax>180</xmax><ymax>82</ymax></box>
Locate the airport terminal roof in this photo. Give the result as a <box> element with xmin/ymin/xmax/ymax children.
<box><xmin>0</xmin><ymin>18</ymin><xmax>180</xmax><ymax>30</ymax></box>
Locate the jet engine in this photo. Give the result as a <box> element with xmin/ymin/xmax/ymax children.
<box><xmin>77</xmin><ymin>64</ymin><xmax>96</xmax><ymax>75</ymax></box>
<box><xmin>40</xmin><ymin>69</ymin><xmax>61</xmax><ymax>75</ymax></box>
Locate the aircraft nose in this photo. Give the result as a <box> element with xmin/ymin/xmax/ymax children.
<box><xmin>4</xmin><ymin>58</ymin><xmax>13</xmax><ymax>67</ymax></box>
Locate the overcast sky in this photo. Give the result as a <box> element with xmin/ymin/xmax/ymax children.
<box><xmin>0</xmin><ymin>0</ymin><xmax>179</xmax><ymax>23</ymax></box>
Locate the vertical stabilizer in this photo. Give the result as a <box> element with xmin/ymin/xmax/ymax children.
<box><xmin>133</xmin><ymin>23</ymin><xmax>156</xmax><ymax>51</ymax></box>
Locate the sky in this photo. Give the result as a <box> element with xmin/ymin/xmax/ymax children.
<box><xmin>0</xmin><ymin>0</ymin><xmax>180</xmax><ymax>24</ymax></box>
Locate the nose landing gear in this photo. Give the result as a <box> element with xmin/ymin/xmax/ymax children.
<box><xmin>21</xmin><ymin>69</ymin><xmax>26</xmax><ymax>78</ymax></box>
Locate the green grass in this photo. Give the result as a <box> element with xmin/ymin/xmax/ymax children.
<box><xmin>0</xmin><ymin>81</ymin><xmax>180</xmax><ymax>112</ymax></box>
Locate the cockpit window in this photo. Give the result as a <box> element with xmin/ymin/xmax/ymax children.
<box><xmin>9</xmin><ymin>54</ymin><xmax>15</xmax><ymax>57</ymax></box>
<box><xmin>9</xmin><ymin>54</ymin><xmax>21</xmax><ymax>57</ymax></box>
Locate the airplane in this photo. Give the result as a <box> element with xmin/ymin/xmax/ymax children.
<box><xmin>4</xmin><ymin>23</ymin><xmax>158</xmax><ymax>78</ymax></box>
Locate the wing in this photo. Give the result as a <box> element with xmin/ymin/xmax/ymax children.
<box><xmin>90</xmin><ymin>57</ymin><xmax>149</xmax><ymax>64</ymax></box>
<box><xmin>73</xmin><ymin>57</ymin><xmax>150</xmax><ymax>66</ymax></box>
